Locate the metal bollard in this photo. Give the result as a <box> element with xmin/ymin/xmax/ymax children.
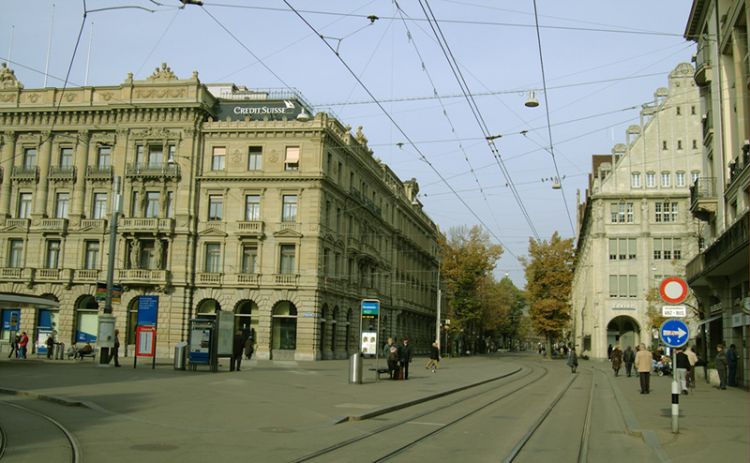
<box><xmin>349</xmin><ymin>353</ymin><xmax>363</xmax><ymax>384</ymax></box>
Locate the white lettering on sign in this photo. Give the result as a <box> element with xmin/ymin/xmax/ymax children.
<box><xmin>662</xmin><ymin>305</ymin><xmax>687</xmax><ymax>317</ymax></box>
<box><xmin>233</xmin><ymin>106</ymin><xmax>288</xmax><ymax>115</ymax></box>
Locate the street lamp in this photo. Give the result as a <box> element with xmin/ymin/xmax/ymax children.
<box><xmin>98</xmin><ymin>176</ymin><xmax>122</xmax><ymax>365</ymax></box>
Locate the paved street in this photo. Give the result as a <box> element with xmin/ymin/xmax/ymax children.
<box><xmin>0</xmin><ymin>353</ymin><xmax>747</xmax><ymax>462</ymax></box>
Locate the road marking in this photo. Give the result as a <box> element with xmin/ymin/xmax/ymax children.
<box><xmin>408</xmin><ymin>421</ymin><xmax>444</xmax><ymax>426</ymax></box>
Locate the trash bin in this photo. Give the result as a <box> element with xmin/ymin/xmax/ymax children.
<box><xmin>174</xmin><ymin>342</ymin><xmax>188</xmax><ymax>370</ymax></box>
<box><xmin>349</xmin><ymin>352</ymin><xmax>362</xmax><ymax>384</ymax></box>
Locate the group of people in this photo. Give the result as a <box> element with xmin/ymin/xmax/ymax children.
<box><xmin>383</xmin><ymin>337</ymin><xmax>440</xmax><ymax>380</ymax></box>
<box><xmin>6</xmin><ymin>331</ymin><xmax>29</xmax><ymax>359</ymax></box>
<box><xmin>713</xmin><ymin>343</ymin><xmax>739</xmax><ymax>389</ymax></box>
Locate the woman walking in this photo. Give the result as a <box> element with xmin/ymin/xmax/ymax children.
<box><xmin>425</xmin><ymin>342</ymin><xmax>440</xmax><ymax>372</ymax></box>
<box><xmin>610</xmin><ymin>345</ymin><xmax>623</xmax><ymax>376</ymax></box>
<box><xmin>566</xmin><ymin>345</ymin><xmax>578</xmax><ymax>373</ymax></box>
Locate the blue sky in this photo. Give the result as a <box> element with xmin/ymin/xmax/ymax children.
<box><xmin>1</xmin><ymin>0</ymin><xmax>696</xmax><ymax>285</ymax></box>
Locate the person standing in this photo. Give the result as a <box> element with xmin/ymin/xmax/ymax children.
<box><xmin>566</xmin><ymin>345</ymin><xmax>578</xmax><ymax>373</ymax></box>
<box><xmin>686</xmin><ymin>345</ymin><xmax>698</xmax><ymax>389</ymax></box>
<box><xmin>108</xmin><ymin>329</ymin><xmax>121</xmax><ymax>367</ymax></box>
<box><xmin>399</xmin><ymin>337</ymin><xmax>414</xmax><ymax>380</ymax></box>
<box><xmin>18</xmin><ymin>331</ymin><xmax>29</xmax><ymax>359</ymax></box>
<box><xmin>610</xmin><ymin>345</ymin><xmax>623</xmax><ymax>376</ymax></box>
<box><xmin>623</xmin><ymin>346</ymin><xmax>635</xmax><ymax>377</ymax></box>
<box><xmin>425</xmin><ymin>341</ymin><xmax>440</xmax><ymax>372</ymax></box>
<box><xmin>635</xmin><ymin>343</ymin><xmax>652</xmax><ymax>394</ymax></box>
<box><xmin>243</xmin><ymin>328</ymin><xmax>255</xmax><ymax>360</ymax></box>
<box><xmin>675</xmin><ymin>347</ymin><xmax>690</xmax><ymax>394</ymax></box>
<box><xmin>45</xmin><ymin>333</ymin><xmax>55</xmax><ymax>360</ymax></box>
<box><xmin>7</xmin><ymin>333</ymin><xmax>19</xmax><ymax>358</ymax></box>
<box><xmin>726</xmin><ymin>344</ymin><xmax>738</xmax><ymax>387</ymax></box>
<box><xmin>607</xmin><ymin>344</ymin><xmax>613</xmax><ymax>360</ymax></box>
<box><xmin>714</xmin><ymin>344</ymin><xmax>728</xmax><ymax>390</ymax></box>
<box><xmin>230</xmin><ymin>330</ymin><xmax>244</xmax><ymax>372</ymax></box>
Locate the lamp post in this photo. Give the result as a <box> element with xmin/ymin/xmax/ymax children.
<box><xmin>98</xmin><ymin>176</ymin><xmax>121</xmax><ymax>365</ymax></box>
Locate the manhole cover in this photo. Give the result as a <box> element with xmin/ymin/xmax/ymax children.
<box><xmin>130</xmin><ymin>443</ymin><xmax>178</xmax><ymax>451</ymax></box>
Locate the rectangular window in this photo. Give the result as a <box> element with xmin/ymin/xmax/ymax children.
<box><xmin>662</xmin><ymin>141</ymin><xmax>668</xmax><ymax>150</ymax></box>
<box><xmin>334</xmin><ymin>252</ymin><xmax>341</xmax><ymax>278</ymax></box>
<box><xmin>148</xmin><ymin>145</ymin><xmax>163</xmax><ymax>167</ymax></box>
<box><xmin>280</xmin><ymin>244</ymin><xmax>296</xmax><ymax>274</ymax></box>
<box><xmin>676</xmin><ymin>172</ymin><xmax>686</xmax><ymax>187</ymax></box>
<box><xmin>131</xmin><ymin>191</ymin><xmax>140</xmax><ymax>217</ymax></box>
<box><xmin>610</xmin><ymin>202</ymin><xmax>634</xmax><ymax>223</ymax></box>
<box><xmin>168</xmin><ymin>145</ymin><xmax>176</xmax><ymax>163</ymax></box>
<box><xmin>646</xmin><ymin>172</ymin><xmax>656</xmax><ymax>188</ymax></box>
<box><xmin>8</xmin><ymin>239</ymin><xmax>23</xmax><ymax>268</ymax></box>
<box><xmin>212</xmin><ymin>147</ymin><xmax>226</xmax><ymax>171</ymax></box>
<box><xmin>136</xmin><ymin>145</ymin><xmax>145</xmax><ymax>165</ymax></box>
<box><xmin>248</xmin><ymin>146</ymin><xmax>262</xmax><ymax>170</ymax></box>
<box><xmin>619</xmin><ymin>275</ymin><xmax>628</xmax><ymax>298</ymax></box>
<box><xmin>208</xmin><ymin>195</ymin><xmax>223</xmax><ymax>221</ymax></box>
<box><xmin>145</xmin><ymin>192</ymin><xmax>160</xmax><ymax>218</ymax></box>
<box><xmin>692</xmin><ymin>139</ymin><xmax>697</xmax><ymax>149</ymax></box>
<box><xmin>282</xmin><ymin>195</ymin><xmax>297</xmax><ymax>222</ymax></box>
<box><xmin>661</xmin><ymin>172</ymin><xmax>671</xmax><ymax>187</ymax></box>
<box><xmin>628</xmin><ymin>238</ymin><xmax>636</xmax><ymax>259</ymax></box>
<box><xmin>323</xmin><ymin>248</ymin><xmax>330</xmax><ymax>276</ymax></box>
<box><xmin>84</xmin><ymin>241</ymin><xmax>99</xmax><ymax>269</ymax></box>
<box><xmin>284</xmin><ymin>146</ymin><xmax>300</xmax><ymax>171</ymax></box>
<box><xmin>653</xmin><ymin>238</ymin><xmax>663</xmax><ymax>260</ymax></box>
<box><xmin>245</xmin><ymin>195</ymin><xmax>260</xmax><ymax>221</ymax></box>
<box><xmin>673</xmin><ymin>238</ymin><xmax>682</xmax><ymax>260</ymax></box>
<box><xmin>691</xmin><ymin>171</ymin><xmax>700</xmax><ymax>184</ymax></box>
<box><xmin>55</xmin><ymin>193</ymin><xmax>70</xmax><ymax>218</ymax></box>
<box><xmin>628</xmin><ymin>275</ymin><xmax>638</xmax><ymax>297</ymax></box>
<box><xmin>23</xmin><ymin>148</ymin><xmax>36</xmax><ymax>169</ymax></box>
<box><xmin>166</xmin><ymin>191</ymin><xmax>174</xmax><ymax>218</ymax></box>
<box><xmin>618</xmin><ymin>239</ymin><xmax>627</xmax><ymax>260</ymax></box>
<box><xmin>97</xmin><ymin>146</ymin><xmax>111</xmax><ymax>169</ymax></box>
<box><xmin>677</xmin><ymin>140</ymin><xmax>683</xmax><ymax>150</ymax></box>
<box><xmin>46</xmin><ymin>240</ymin><xmax>60</xmax><ymax>269</ymax></box>
<box><xmin>676</xmin><ymin>106</ymin><xmax>681</xmax><ymax>116</ymax></box>
<box><xmin>337</xmin><ymin>161</ymin><xmax>342</xmax><ymax>184</ymax></box>
<box><xmin>609</xmin><ymin>239</ymin><xmax>617</xmax><ymax>260</ymax></box>
<box><xmin>204</xmin><ymin>243</ymin><xmax>221</xmax><ymax>273</ymax></box>
<box><xmin>631</xmin><ymin>172</ymin><xmax>641</xmax><ymax>188</ymax></box>
<box><xmin>18</xmin><ymin>193</ymin><xmax>32</xmax><ymax>218</ymax></box>
<box><xmin>93</xmin><ymin>193</ymin><xmax>107</xmax><ymax>219</ymax></box>
<box><xmin>609</xmin><ymin>275</ymin><xmax>618</xmax><ymax>298</ymax></box>
<box><xmin>60</xmin><ymin>147</ymin><xmax>73</xmax><ymax>168</ymax></box>
<box><xmin>241</xmin><ymin>245</ymin><xmax>258</xmax><ymax>273</ymax></box>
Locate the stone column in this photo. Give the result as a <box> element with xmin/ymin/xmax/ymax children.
<box><xmin>33</xmin><ymin>131</ymin><xmax>53</xmax><ymax>218</ymax></box>
<box><xmin>71</xmin><ymin>130</ymin><xmax>90</xmax><ymax>224</ymax></box>
<box><xmin>0</xmin><ymin>131</ymin><xmax>17</xmax><ymax>220</ymax></box>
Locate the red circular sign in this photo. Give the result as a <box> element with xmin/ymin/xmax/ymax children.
<box><xmin>659</xmin><ymin>277</ymin><xmax>688</xmax><ymax>304</ymax></box>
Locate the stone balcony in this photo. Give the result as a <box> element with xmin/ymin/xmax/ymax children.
<box><xmin>689</xmin><ymin>177</ymin><xmax>717</xmax><ymax>221</ymax></box>
<box><xmin>4</xmin><ymin>218</ymin><xmax>29</xmax><ymax>231</ymax></box>
<box><xmin>118</xmin><ymin>217</ymin><xmax>174</xmax><ymax>234</ymax></box>
<box><xmin>34</xmin><ymin>218</ymin><xmax>68</xmax><ymax>234</ymax></box>
<box><xmin>85</xmin><ymin>165</ymin><xmax>113</xmax><ymax>181</ymax></box>
<box><xmin>125</xmin><ymin>162</ymin><xmax>180</xmax><ymax>180</ymax></box>
<box><xmin>196</xmin><ymin>272</ymin><xmax>223</xmax><ymax>285</ymax></box>
<box><xmin>273</xmin><ymin>273</ymin><xmax>299</xmax><ymax>286</ymax></box>
<box><xmin>0</xmin><ymin>267</ymin><xmax>33</xmax><ymax>283</ymax></box>
<box><xmin>74</xmin><ymin>269</ymin><xmax>100</xmax><ymax>282</ymax></box>
<box><xmin>117</xmin><ymin>269</ymin><xmax>169</xmax><ymax>286</ymax></box>
<box><xmin>235</xmin><ymin>221</ymin><xmax>264</xmax><ymax>236</ymax></box>
<box><xmin>10</xmin><ymin>166</ymin><xmax>38</xmax><ymax>182</ymax></box>
<box><xmin>79</xmin><ymin>219</ymin><xmax>107</xmax><ymax>233</ymax></box>
<box><xmin>48</xmin><ymin>166</ymin><xmax>76</xmax><ymax>182</ymax></box>
<box><xmin>234</xmin><ymin>273</ymin><xmax>261</xmax><ymax>286</ymax></box>
<box><xmin>34</xmin><ymin>268</ymin><xmax>73</xmax><ymax>284</ymax></box>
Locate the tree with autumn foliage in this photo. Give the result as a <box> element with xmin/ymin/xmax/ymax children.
<box><xmin>479</xmin><ymin>275</ymin><xmax>526</xmax><ymax>350</ymax></box>
<box><xmin>521</xmin><ymin>232</ymin><xmax>575</xmax><ymax>357</ymax></box>
<box><xmin>439</xmin><ymin>225</ymin><xmax>503</xmax><ymax>355</ymax></box>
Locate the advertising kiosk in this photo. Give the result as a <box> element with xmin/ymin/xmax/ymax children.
<box><xmin>188</xmin><ymin>318</ymin><xmax>217</xmax><ymax>371</ymax></box>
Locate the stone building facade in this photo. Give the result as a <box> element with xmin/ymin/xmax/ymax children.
<box><xmin>685</xmin><ymin>0</ymin><xmax>749</xmax><ymax>386</ymax></box>
<box><xmin>0</xmin><ymin>63</ymin><xmax>440</xmax><ymax>361</ymax></box>
<box><xmin>571</xmin><ymin>63</ymin><xmax>703</xmax><ymax>359</ymax></box>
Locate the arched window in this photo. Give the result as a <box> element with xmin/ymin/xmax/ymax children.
<box><xmin>319</xmin><ymin>305</ymin><xmax>328</xmax><ymax>354</ymax></box>
<box><xmin>234</xmin><ymin>300</ymin><xmax>256</xmax><ymax>333</ymax></box>
<box><xmin>196</xmin><ymin>299</ymin><xmax>221</xmax><ymax>318</ymax></box>
<box><xmin>331</xmin><ymin>306</ymin><xmax>339</xmax><ymax>353</ymax></box>
<box><xmin>272</xmin><ymin>301</ymin><xmax>297</xmax><ymax>350</ymax></box>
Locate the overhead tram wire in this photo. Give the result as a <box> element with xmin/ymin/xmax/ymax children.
<box><xmin>393</xmin><ymin>3</ymin><xmax>510</xmax><ymax>251</ymax></box>
<box><xmin>205</xmin><ymin>3</ymin><xmax>684</xmax><ymax>38</ymax></box>
<box><xmin>418</xmin><ymin>0</ymin><xmax>540</xmax><ymax>240</ymax></box>
<box><xmin>281</xmin><ymin>0</ymin><xmax>520</xmax><ymax>260</ymax></box>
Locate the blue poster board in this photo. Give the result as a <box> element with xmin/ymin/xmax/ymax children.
<box><xmin>2</xmin><ymin>309</ymin><xmax>20</xmax><ymax>331</ymax></box>
<box><xmin>137</xmin><ymin>296</ymin><xmax>159</xmax><ymax>326</ymax></box>
<box><xmin>361</xmin><ymin>299</ymin><xmax>380</xmax><ymax>318</ymax></box>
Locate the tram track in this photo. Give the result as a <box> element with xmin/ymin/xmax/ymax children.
<box><xmin>289</xmin><ymin>363</ymin><xmax>549</xmax><ymax>463</ymax></box>
<box><xmin>0</xmin><ymin>398</ymin><xmax>81</xmax><ymax>463</ymax></box>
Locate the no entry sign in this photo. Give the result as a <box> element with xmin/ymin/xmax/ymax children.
<box><xmin>659</xmin><ymin>277</ymin><xmax>688</xmax><ymax>304</ymax></box>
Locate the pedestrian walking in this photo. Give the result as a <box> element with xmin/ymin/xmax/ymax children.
<box><xmin>18</xmin><ymin>331</ymin><xmax>29</xmax><ymax>359</ymax></box>
<box><xmin>714</xmin><ymin>344</ymin><xmax>728</xmax><ymax>390</ymax></box>
<box><xmin>7</xmin><ymin>333</ymin><xmax>19</xmax><ymax>358</ymax></box>
<box><xmin>635</xmin><ymin>343</ymin><xmax>652</xmax><ymax>394</ymax></box>
<box><xmin>675</xmin><ymin>347</ymin><xmax>690</xmax><ymax>394</ymax></box>
<box><xmin>610</xmin><ymin>345</ymin><xmax>623</xmax><ymax>376</ymax></box>
<box><xmin>383</xmin><ymin>337</ymin><xmax>397</xmax><ymax>379</ymax></box>
<box><xmin>425</xmin><ymin>341</ymin><xmax>440</xmax><ymax>372</ymax></box>
<box><xmin>686</xmin><ymin>345</ymin><xmax>698</xmax><ymax>389</ymax></box>
<box><xmin>623</xmin><ymin>346</ymin><xmax>635</xmax><ymax>377</ymax></box>
<box><xmin>45</xmin><ymin>333</ymin><xmax>55</xmax><ymax>359</ymax></box>
<box><xmin>108</xmin><ymin>329</ymin><xmax>121</xmax><ymax>367</ymax></box>
<box><xmin>398</xmin><ymin>337</ymin><xmax>414</xmax><ymax>380</ymax></box>
<box><xmin>244</xmin><ymin>328</ymin><xmax>255</xmax><ymax>360</ymax></box>
<box><xmin>566</xmin><ymin>345</ymin><xmax>578</xmax><ymax>373</ymax></box>
<box><xmin>230</xmin><ymin>330</ymin><xmax>244</xmax><ymax>372</ymax></box>
<box><xmin>727</xmin><ymin>344</ymin><xmax>738</xmax><ymax>387</ymax></box>
<box><xmin>607</xmin><ymin>343</ymin><xmax>613</xmax><ymax>360</ymax></box>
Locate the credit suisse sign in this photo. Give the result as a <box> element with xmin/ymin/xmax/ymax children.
<box><xmin>215</xmin><ymin>99</ymin><xmax>305</xmax><ymax>121</ymax></box>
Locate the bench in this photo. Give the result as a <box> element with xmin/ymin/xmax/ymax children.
<box><xmin>67</xmin><ymin>348</ymin><xmax>98</xmax><ymax>361</ymax></box>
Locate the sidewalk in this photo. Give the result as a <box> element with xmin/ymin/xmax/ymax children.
<box><xmin>590</xmin><ymin>359</ymin><xmax>749</xmax><ymax>462</ymax></box>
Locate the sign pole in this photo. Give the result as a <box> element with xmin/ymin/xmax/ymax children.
<box><xmin>672</xmin><ymin>349</ymin><xmax>679</xmax><ymax>433</ymax></box>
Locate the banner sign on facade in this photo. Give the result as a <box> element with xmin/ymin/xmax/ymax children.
<box><xmin>215</xmin><ymin>99</ymin><xmax>307</xmax><ymax>122</ymax></box>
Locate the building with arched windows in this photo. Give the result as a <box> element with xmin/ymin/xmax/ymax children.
<box><xmin>571</xmin><ymin>63</ymin><xmax>703</xmax><ymax>359</ymax></box>
<box><xmin>0</xmin><ymin>63</ymin><xmax>440</xmax><ymax>360</ymax></box>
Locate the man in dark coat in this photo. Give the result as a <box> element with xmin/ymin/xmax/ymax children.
<box><xmin>715</xmin><ymin>344</ymin><xmax>728</xmax><ymax>389</ymax></box>
<box><xmin>727</xmin><ymin>344</ymin><xmax>738</xmax><ymax>387</ymax></box>
<box><xmin>230</xmin><ymin>330</ymin><xmax>244</xmax><ymax>372</ymax></box>
<box><xmin>398</xmin><ymin>337</ymin><xmax>414</xmax><ymax>380</ymax></box>
<box><xmin>623</xmin><ymin>346</ymin><xmax>636</xmax><ymax>377</ymax></box>
<box><xmin>610</xmin><ymin>345</ymin><xmax>623</xmax><ymax>376</ymax></box>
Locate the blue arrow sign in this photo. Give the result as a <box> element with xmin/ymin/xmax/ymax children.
<box><xmin>659</xmin><ymin>319</ymin><xmax>689</xmax><ymax>348</ymax></box>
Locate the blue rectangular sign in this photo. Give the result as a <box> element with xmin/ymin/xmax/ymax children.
<box><xmin>137</xmin><ymin>296</ymin><xmax>159</xmax><ymax>326</ymax></box>
<box><xmin>361</xmin><ymin>299</ymin><xmax>380</xmax><ymax>318</ymax></box>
